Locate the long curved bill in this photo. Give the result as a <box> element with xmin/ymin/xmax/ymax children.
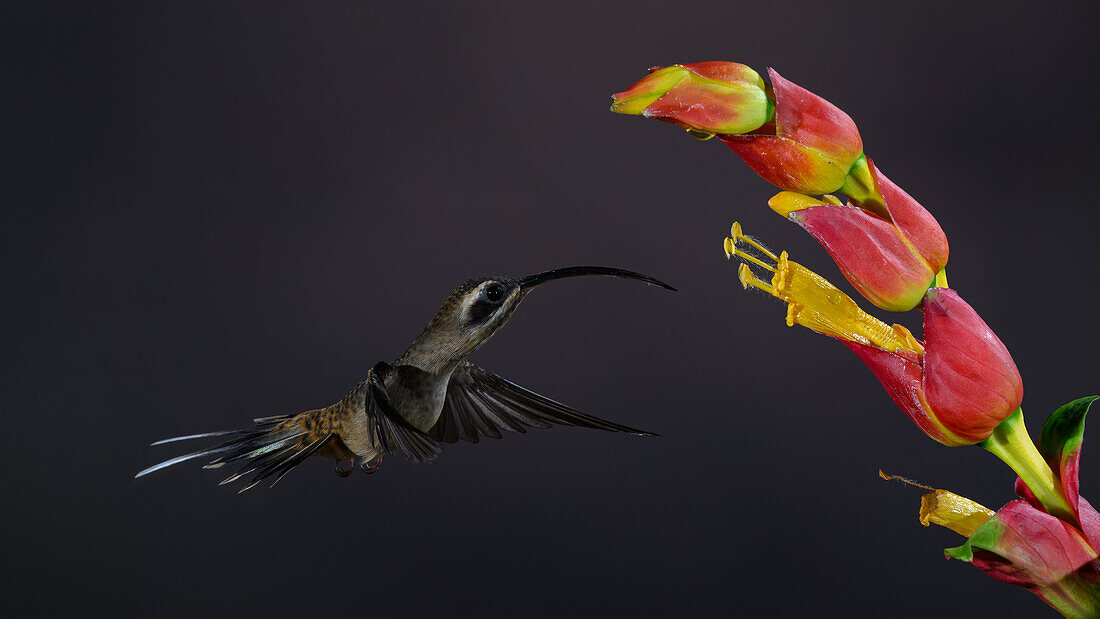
<box><xmin>518</xmin><ymin>266</ymin><xmax>676</xmax><ymax>292</ymax></box>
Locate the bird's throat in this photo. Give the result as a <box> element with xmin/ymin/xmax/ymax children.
<box><xmin>395</xmin><ymin>326</ymin><xmax>475</xmax><ymax>376</ymax></box>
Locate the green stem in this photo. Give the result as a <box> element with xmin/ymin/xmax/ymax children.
<box><xmin>979</xmin><ymin>408</ymin><xmax>1076</xmax><ymax>522</ymax></box>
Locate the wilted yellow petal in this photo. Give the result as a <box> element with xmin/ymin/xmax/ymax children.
<box><xmin>920</xmin><ymin>490</ymin><xmax>995</xmax><ymax>538</ymax></box>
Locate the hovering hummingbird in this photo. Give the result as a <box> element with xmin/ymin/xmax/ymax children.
<box><xmin>136</xmin><ymin>266</ymin><xmax>674</xmax><ymax>491</ymax></box>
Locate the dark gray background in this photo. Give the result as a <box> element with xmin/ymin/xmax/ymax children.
<box><xmin>6</xmin><ymin>1</ymin><xmax>1100</xmax><ymax>617</ymax></box>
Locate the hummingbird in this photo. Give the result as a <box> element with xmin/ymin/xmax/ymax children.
<box><xmin>136</xmin><ymin>266</ymin><xmax>674</xmax><ymax>492</ymax></box>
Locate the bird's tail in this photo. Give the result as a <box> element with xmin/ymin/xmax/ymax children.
<box><xmin>134</xmin><ymin>410</ymin><xmax>335</xmax><ymax>492</ymax></box>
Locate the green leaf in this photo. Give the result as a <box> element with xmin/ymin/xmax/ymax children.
<box><xmin>1038</xmin><ymin>396</ymin><xmax>1099</xmax><ymax>463</ymax></box>
<box><xmin>1038</xmin><ymin>396</ymin><xmax>1099</xmax><ymax>517</ymax></box>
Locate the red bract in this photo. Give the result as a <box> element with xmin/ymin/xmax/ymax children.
<box><xmin>769</xmin><ymin>188</ymin><xmax>947</xmax><ymax>312</ymax></box>
<box><xmin>611</xmin><ymin>63</ymin><xmax>863</xmax><ymax>194</ymax></box>
<box><xmin>844</xmin><ymin>288</ymin><xmax>1023</xmax><ymax>445</ymax></box>
<box><xmin>720</xmin><ymin>69</ymin><xmax>863</xmax><ymax>195</ymax></box>
<box><xmin>869</xmin><ymin>164</ymin><xmax>949</xmax><ymax>275</ymax></box>
<box><xmin>948</xmin><ymin>499</ymin><xmax>1100</xmax><ymax>617</ymax></box>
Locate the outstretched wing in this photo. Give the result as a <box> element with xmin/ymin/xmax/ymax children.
<box><xmin>428</xmin><ymin>360</ymin><xmax>656</xmax><ymax>444</ymax></box>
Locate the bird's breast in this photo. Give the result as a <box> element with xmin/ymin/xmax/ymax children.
<box><xmin>386</xmin><ymin>366</ymin><xmax>452</xmax><ymax>432</ymax></box>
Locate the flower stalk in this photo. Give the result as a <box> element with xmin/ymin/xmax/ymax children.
<box><xmin>980</xmin><ymin>410</ymin><xmax>1076</xmax><ymax>522</ymax></box>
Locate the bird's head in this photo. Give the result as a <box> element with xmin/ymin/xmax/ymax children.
<box><xmin>404</xmin><ymin>267</ymin><xmax>675</xmax><ymax>372</ymax></box>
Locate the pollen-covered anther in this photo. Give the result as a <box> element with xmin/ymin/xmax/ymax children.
<box><xmin>738</xmin><ymin>263</ymin><xmax>774</xmax><ymax>293</ymax></box>
<box><xmin>726</xmin><ymin>224</ymin><xmax>788</xmax><ymax>300</ymax></box>
<box><xmin>730</xmin><ymin>222</ymin><xmax>779</xmax><ymax>261</ymax></box>
<box><xmin>725</xmin><ymin>222</ymin><xmax>782</xmax><ymax>281</ymax></box>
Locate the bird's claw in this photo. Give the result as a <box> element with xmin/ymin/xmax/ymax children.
<box><xmin>334</xmin><ymin>456</ymin><xmax>357</xmax><ymax>478</ymax></box>
<box><xmin>361</xmin><ymin>455</ymin><xmax>383</xmax><ymax>474</ymax></box>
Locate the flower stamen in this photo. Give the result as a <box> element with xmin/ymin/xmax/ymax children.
<box><xmin>730</xmin><ymin>222</ymin><xmax>779</xmax><ymax>261</ymax></box>
<box><xmin>738</xmin><ymin>263</ymin><xmax>775</xmax><ymax>294</ymax></box>
<box><xmin>732</xmin><ymin>246</ymin><xmax>777</xmax><ymax>273</ymax></box>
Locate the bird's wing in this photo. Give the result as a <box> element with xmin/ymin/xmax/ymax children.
<box><xmin>365</xmin><ymin>362</ymin><xmax>443</xmax><ymax>463</ymax></box>
<box><xmin>428</xmin><ymin>360</ymin><xmax>656</xmax><ymax>444</ymax></box>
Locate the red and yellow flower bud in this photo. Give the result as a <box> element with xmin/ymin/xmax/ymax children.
<box><xmin>611</xmin><ymin>63</ymin><xmax>864</xmax><ymax>194</ymax></box>
<box><xmin>719</xmin><ymin>69</ymin><xmax>863</xmax><ymax>195</ymax></box>
<box><xmin>768</xmin><ymin>190</ymin><xmax>945</xmax><ymax>312</ymax></box>
<box><xmin>921</xmin><ymin>288</ymin><xmax>1024</xmax><ymax>440</ymax></box>
<box><xmin>846</xmin><ymin>287</ymin><xmax>1023</xmax><ymax>445</ymax></box>
<box><xmin>726</xmin><ymin>227</ymin><xmax>1021</xmax><ymax>446</ymax></box>
<box><xmin>610</xmin><ymin>62</ymin><xmax>773</xmax><ymax>136</ymax></box>
<box><xmin>845</xmin><ymin>158</ymin><xmax>950</xmax><ymax>272</ymax></box>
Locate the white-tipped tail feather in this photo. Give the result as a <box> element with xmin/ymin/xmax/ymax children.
<box><xmin>135</xmin><ymin>413</ymin><xmax>333</xmax><ymax>492</ymax></box>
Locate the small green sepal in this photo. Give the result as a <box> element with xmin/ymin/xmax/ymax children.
<box><xmin>944</xmin><ymin>539</ymin><xmax>973</xmax><ymax>562</ymax></box>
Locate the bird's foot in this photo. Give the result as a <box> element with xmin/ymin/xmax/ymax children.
<box><xmin>361</xmin><ymin>455</ymin><xmax>383</xmax><ymax>474</ymax></box>
<box><xmin>334</xmin><ymin>456</ymin><xmax>357</xmax><ymax>478</ymax></box>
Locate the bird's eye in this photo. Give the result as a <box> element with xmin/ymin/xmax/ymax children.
<box><xmin>483</xmin><ymin>283</ymin><xmax>506</xmax><ymax>303</ymax></box>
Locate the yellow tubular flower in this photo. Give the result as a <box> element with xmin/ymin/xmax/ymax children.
<box><xmin>879</xmin><ymin>471</ymin><xmax>995</xmax><ymax>539</ymax></box>
<box><xmin>919</xmin><ymin>489</ymin><xmax>995</xmax><ymax>538</ymax></box>
<box><xmin>724</xmin><ymin>222</ymin><xmax>922</xmax><ymax>354</ymax></box>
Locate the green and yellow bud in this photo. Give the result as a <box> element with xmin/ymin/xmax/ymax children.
<box><xmin>611</xmin><ymin>62</ymin><xmax>773</xmax><ymax>136</ymax></box>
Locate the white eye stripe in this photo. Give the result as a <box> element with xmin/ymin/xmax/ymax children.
<box><xmin>462</xmin><ymin>281</ymin><xmax>510</xmax><ymax>324</ymax></box>
<box><xmin>461</xmin><ymin>282</ymin><xmax>491</xmax><ymax>313</ymax></box>
<box><xmin>458</xmin><ymin>290</ymin><xmax>479</xmax><ymax>318</ymax></box>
